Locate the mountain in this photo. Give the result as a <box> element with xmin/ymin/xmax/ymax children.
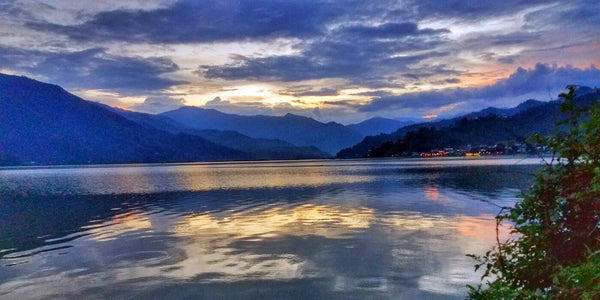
<box><xmin>0</xmin><ymin>74</ymin><xmax>246</xmax><ymax>165</ymax></box>
<box><xmin>337</xmin><ymin>89</ymin><xmax>600</xmax><ymax>158</ymax></box>
<box><xmin>160</xmin><ymin>107</ymin><xmax>364</xmax><ymax>154</ymax></box>
<box><xmin>108</xmin><ymin>106</ymin><xmax>185</xmax><ymax>134</ymax></box>
<box><xmin>336</xmin><ymin>118</ymin><xmax>458</xmax><ymax>159</ymax></box>
<box><xmin>347</xmin><ymin>117</ymin><xmax>414</xmax><ymax>136</ymax></box>
<box><xmin>191</xmin><ymin>130</ymin><xmax>329</xmax><ymax>159</ymax></box>
<box><xmin>109</xmin><ymin>107</ymin><xmax>330</xmax><ymax>159</ymax></box>
<box><xmin>462</xmin><ymin>99</ymin><xmax>545</xmax><ymax>119</ymax></box>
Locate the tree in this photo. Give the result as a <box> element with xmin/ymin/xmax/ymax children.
<box><xmin>468</xmin><ymin>85</ymin><xmax>600</xmax><ymax>299</ymax></box>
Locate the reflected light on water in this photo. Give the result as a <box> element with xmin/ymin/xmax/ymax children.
<box><xmin>425</xmin><ymin>187</ymin><xmax>440</xmax><ymax>201</ymax></box>
<box><xmin>0</xmin><ymin>158</ymin><xmax>543</xmax><ymax>299</ymax></box>
<box><xmin>0</xmin><ymin>161</ymin><xmax>373</xmax><ymax>195</ymax></box>
<box><xmin>158</xmin><ymin>204</ymin><xmax>376</xmax><ymax>280</ymax></box>
<box><xmin>416</xmin><ymin>214</ymin><xmax>510</xmax><ymax>295</ymax></box>
<box><xmin>174</xmin><ymin>204</ymin><xmax>374</xmax><ymax>240</ymax></box>
<box><xmin>88</xmin><ymin>212</ymin><xmax>154</xmax><ymax>242</ymax></box>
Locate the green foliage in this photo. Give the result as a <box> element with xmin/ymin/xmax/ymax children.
<box><xmin>468</xmin><ymin>85</ymin><xmax>600</xmax><ymax>299</ymax></box>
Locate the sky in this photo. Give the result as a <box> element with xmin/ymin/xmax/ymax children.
<box><xmin>0</xmin><ymin>0</ymin><xmax>599</xmax><ymax>124</ymax></box>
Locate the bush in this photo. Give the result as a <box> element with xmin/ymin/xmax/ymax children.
<box><xmin>468</xmin><ymin>86</ymin><xmax>600</xmax><ymax>299</ymax></box>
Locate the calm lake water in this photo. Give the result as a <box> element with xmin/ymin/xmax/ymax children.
<box><xmin>0</xmin><ymin>157</ymin><xmax>543</xmax><ymax>299</ymax></box>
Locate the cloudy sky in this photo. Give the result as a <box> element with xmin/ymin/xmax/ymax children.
<box><xmin>1</xmin><ymin>0</ymin><xmax>599</xmax><ymax>123</ymax></box>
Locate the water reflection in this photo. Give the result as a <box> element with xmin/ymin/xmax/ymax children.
<box><xmin>0</xmin><ymin>160</ymin><xmax>373</xmax><ymax>196</ymax></box>
<box><xmin>88</xmin><ymin>212</ymin><xmax>154</xmax><ymax>242</ymax></box>
<box><xmin>177</xmin><ymin>204</ymin><xmax>373</xmax><ymax>239</ymax></box>
<box><xmin>0</xmin><ymin>158</ymin><xmax>542</xmax><ymax>299</ymax></box>
<box><xmin>425</xmin><ymin>187</ymin><xmax>439</xmax><ymax>201</ymax></box>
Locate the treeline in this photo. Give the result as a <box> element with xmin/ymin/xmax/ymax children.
<box><xmin>367</xmin><ymin>115</ymin><xmax>537</xmax><ymax>157</ymax></box>
<box><xmin>337</xmin><ymin>88</ymin><xmax>600</xmax><ymax>158</ymax></box>
<box><xmin>468</xmin><ymin>86</ymin><xmax>600</xmax><ymax>299</ymax></box>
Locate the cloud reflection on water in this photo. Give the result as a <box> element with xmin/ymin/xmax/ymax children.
<box><xmin>0</xmin><ymin>159</ymin><xmax>539</xmax><ymax>299</ymax></box>
<box><xmin>0</xmin><ymin>203</ymin><xmax>503</xmax><ymax>298</ymax></box>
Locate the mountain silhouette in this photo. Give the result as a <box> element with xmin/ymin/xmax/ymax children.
<box><xmin>0</xmin><ymin>74</ymin><xmax>246</xmax><ymax>165</ymax></box>
<box><xmin>108</xmin><ymin>106</ymin><xmax>330</xmax><ymax>159</ymax></box>
<box><xmin>347</xmin><ymin>117</ymin><xmax>414</xmax><ymax>136</ymax></box>
<box><xmin>5</xmin><ymin>73</ymin><xmax>594</xmax><ymax>165</ymax></box>
<box><xmin>160</xmin><ymin>106</ymin><xmax>363</xmax><ymax>154</ymax></box>
<box><xmin>460</xmin><ymin>99</ymin><xmax>545</xmax><ymax>119</ymax></box>
<box><xmin>337</xmin><ymin>88</ymin><xmax>599</xmax><ymax>158</ymax></box>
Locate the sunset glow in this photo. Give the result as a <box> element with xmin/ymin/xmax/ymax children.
<box><xmin>1</xmin><ymin>1</ymin><xmax>598</xmax><ymax>123</ymax></box>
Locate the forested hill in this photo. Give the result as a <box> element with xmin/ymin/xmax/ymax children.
<box><xmin>108</xmin><ymin>106</ymin><xmax>330</xmax><ymax>159</ymax></box>
<box><xmin>336</xmin><ymin>88</ymin><xmax>600</xmax><ymax>158</ymax></box>
<box><xmin>160</xmin><ymin>106</ymin><xmax>363</xmax><ymax>155</ymax></box>
<box><xmin>0</xmin><ymin>74</ymin><xmax>245</xmax><ymax>165</ymax></box>
<box><xmin>346</xmin><ymin>117</ymin><xmax>414</xmax><ymax>136</ymax></box>
<box><xmin>0</xmin><ymin>74</ymin><xmax>331</xmax><ymax>166</ymax></box>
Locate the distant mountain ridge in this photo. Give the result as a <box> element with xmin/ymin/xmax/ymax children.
<box><xmin>191</xmin><ymin>130</ymin><xmax>329</xmax><ymax>159</ymax></box>
<box><xmin>0</xmin><ymin>74</ymin><xmax>245</xmax><ymax>165</ymax></box>
<box><xmin>461</xmin><ymin>99</ymin><xmax>545</xmax><ymax>119</ymax></box>
<box><xmin>337</xmin><ymin>88</ymin><xmax>599</xmax><ymax>158</ymax></box>
<box><xmin>108</xmin><ymin>106</ymin><xmax>330</xmax><ymax>159</ymax></box>
<box><xmin>3</xmin><ymin>73</ymin><xmax>595</xmax><ymax>165</ymax></box>
<box><xmin>0</xmin><ymin>74</ymin><xmax>330</xmax><ymax>165</ymax></box>
<box><xmin>347</xmin><ymin>117</ymin><xmax>414</xmax><ymax>136</ymax></box>
<box><xmin>160</xmin><ymin>106</ymin><xmax>364</xmax><ymax>155</ymax></box>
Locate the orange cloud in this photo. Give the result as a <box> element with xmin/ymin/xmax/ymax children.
<box><xmin>422</xmin><ymin>114</ymin><xmax>438</xmax><ymax>119</ymax></box>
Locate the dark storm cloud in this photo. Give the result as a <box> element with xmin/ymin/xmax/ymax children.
<box><xmin>401</xmin><ymin>65</ymin><xmax>462</xmax><ymax>80</ymax></box>
<box><xmin>321</xmin><ymin>100</ymin><xmax>364</xmax><ymax>108</ymax></box>
<box><xmin>0</xmin><ymin>46</ymin><xmax>184</xmax><ymax>94</ymax></box>
<box><xmin>201</xmin><ymin>24</ymin><xmax>450</xmax><ymax>85</ymax></box>
<box><xmin>497</xmin><ymin>56</ymin><xmax>518</xmax><ymax>64</ymax></box>
<box><xmin>360</xmin><ymin>64</ymin><xmax>600</xmax><ymax>112</ymax></box>
<box><xmin>0</xmin><ymin>46</ymin><xmax>42</xmax><ymax>69</ymax></box>
<box><xmin>36</xmin><ymin>49</ymin><xmax>185</xmax><ymax>94</ymax></box>
<box><xmin>26</xmin><ymin>0</ymin><xmax>342</xmax><ymax>43</ymax></box>
<box><xmin>195</xmin><ymin>0</ymin><xmax>595</xmax><ymax>88</ymax></box>
<box><xmin>524</xmin><ymin>0</ymin><xmax>600</xmax><ymax>31</ymax></box>
<box><xmin>277</xmin><ymin>86</ymin><xmax>341</xmax><ymax>97</ymax></box>
<box><xmin>337</xmin><ymin>22</ymin><xmax>450</xmax><ymax>39</ymax></box>
<box><xmin>18</xmin><ymin>0</ymin><xmax>454</xmax><ymax>88</ymax></box>
<box><xmin>361</xmin><ymin>90</ymin><xmax>463</xmax><ymax>112</ymax></box>
<box><xmin>489</xmin><ymin>64</ymin><xmax>600</xmax><ymax>97</ymax></box>
<box><xmin>405</xmin><ymin>0</ymin><xmax>553</xmax><ymax>19</ymax></box>
<box><xmin>202</xmin><ymin>51</ymin><xmax>445</xmax><ymax>84</ymax></box>
<box><xmin>469</xmin><ymin>32</ymin><xmax>541</xmax><ymax>46</ymax></box>
<box><xmin>2</xmin><ymin>0</ymin><xmax>598</xmax><ymax>121</ymax></box>
<box><xmin>0</xmin><ymin>1</ymin><xmax>44</xmax><ymax>22</ymax></box>
<box><xmin>296</xmin><ymin>88</ymin><xmax>340</xmax><ymax>97</ymax></box>
<box><xmin>444</xmin><ymin>78</ymin><xmax>461</xmax><ymax>84</ymax></box>
<box><xmin>351</xmin><ymin>90</ymin><xmax>395</xmax><ymax>97</ymax></box>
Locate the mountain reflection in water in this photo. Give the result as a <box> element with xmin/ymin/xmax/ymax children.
<box><xmin>0</xmin><ymin>158</ymin><xmax>542</xmax><ymax>299</ymax></box>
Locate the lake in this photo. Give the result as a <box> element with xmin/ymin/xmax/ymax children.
<box><xmin>0</xmin><ymin>157</ymin><xmax>543</xmax><ymax>299</ymax></box>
